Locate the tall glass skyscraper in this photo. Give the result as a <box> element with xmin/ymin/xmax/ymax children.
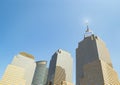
<box><xmin>76</xmin><ymin>26</ymin><xmax>120</xmax><ymax>85</ymax></box>
<box><xmin>48</xmin><ymin>49</ymin><xmax>73</xmax><ymax>85</ymax></box>
<box><xmin>11</xmin><ymin>52</ymin><xmax>36</xmax><ymax>85</ymax></box>
<box><xmin>32</xmin><ymin>61</ymin><xmax>48</xmax><ymax>85</ymax></box>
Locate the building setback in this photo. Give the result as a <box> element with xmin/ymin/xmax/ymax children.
<box><xmin>11</xmin><ymin>52</ymin><xmax>36</xmax><ymax>85</ymax></box>
<box><xmin>0</xmin><ymin>65</ymin><xmax>26</xmax><ymax>85</ymax></box>
<box><xmin>48</xmin><ymin>49</ymin><xmax>73</xmax><ymax>85</ymax></box>
<box><xmin>76</xmin><ymin>26</ymin><xmax>120</xmax><ymax>85</ymax></box>
<box><xmin>32</xmin><ymin>61</ymin><xmax>48</xmax><ymax>85</ymax></box>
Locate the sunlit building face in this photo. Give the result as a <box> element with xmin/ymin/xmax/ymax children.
<box><xmin>11</xmin><ymin>52</ymin><xmax>36</xmax><ymax>85</ymax></box>
<box><xmin>0</xmin><ymin>65</ymin><xmax>26</xmax><ymax>85</ymax></box>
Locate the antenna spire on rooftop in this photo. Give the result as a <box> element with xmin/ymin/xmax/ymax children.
<box><xmin>84</xmin><ymin>20</ymin><xmax>93</xmax><ymax>38</ymax></box>
<box><xmin>85</xmin><ymin>20</ymin><xmax>90</xmax><ymax>32</ymax></box>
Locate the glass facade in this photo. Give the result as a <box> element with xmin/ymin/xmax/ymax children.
<box><xmin>32</xmin><ymin>61</ymin><xmax>48</xmax><ymax>85</ymax></box>
<box><xmin>48</xmin><ymin>49</ymin><xmax>73</xmax><ymax>85</ymax></box>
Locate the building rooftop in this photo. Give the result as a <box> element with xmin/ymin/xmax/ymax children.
<box><xmin>36</xmin><ymin>61</ymin><xmax>47</xmax><ymax>64</ymax></box>
<box><xmin>19</xmin><ymin>52</ymin><xmax>35</xmax><ymax>59</ymax></box>
<box><xmin>57</xmin><ymin>49</ymin><xmax>71</xmax><ymax>55</ymax></box>
<box><xmin>84</xmin><ymin>25</ymin><xmax>93</xmax><ymax>38</ymax></box>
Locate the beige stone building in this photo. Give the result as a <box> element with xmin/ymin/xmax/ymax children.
<box><xmin>48</xmin><ymin>81</ymin><xmax>74</xmax><ymax>85</ymax></box>
<box><xmin>76</xmin><ymin>27</ymin><xmax>120</xmax><ymax>85</ymax></box>
<box><xmin>11</xmin><ymin>52</ymin><xmax>36</xmax><ymax>85</ymax></box>
<box><xmin>0</xmin><ymin>65</ymin><xmax>26</xmax><ymax>85</ymax></box>
<box><xmin>0</xmin><ymin>52</ymin><xmax>36</xmax><ymax>85</ymax></box>
<box><xmin>61</xmin><ymin>81</ymin><xmax>74</xmax><ymax>85</ymax></box>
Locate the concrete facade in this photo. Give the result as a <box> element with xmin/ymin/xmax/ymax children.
<box><xmin>0</xmin><ymin>65</ymin><xmax>26</xmax><ymax>85</ymax></box>
<box><xmin>11</xmin><ymin>52</ymin><xmax>36</xmax><ymax>85</ymax></box>
<box><xmin>76</xmin><ymin>28</ymin><xmax>120</xmax><ymax>85</ymax></box>
<box><xmin>48</xmin><ymin>49</ymin><xmax>73</xmax><ymax>85</ymax></box>
<box><xmin>61</xmin><ymin>81</ymin><xmax>74</xmax><ymax>85</ymax></box>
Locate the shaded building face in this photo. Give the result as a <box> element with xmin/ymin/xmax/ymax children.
<box><xmin>32</xmin><ymin>61</ymin><xmax>48</xmax><ymax>85</ymax></box>
<box><xmin>76</xmin><ymin>28</ymin><xmax>120</xmax><ymax>85</ymax></box>
<box><xmin>48</xmin><ymin>49</ymin><xmax>73</xmax><ymax>85</ymax></box>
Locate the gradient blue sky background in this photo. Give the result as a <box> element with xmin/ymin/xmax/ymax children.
<box><xmin>0</xmin><ymin>0</ymin><xmax>120</xmax><ymax>84</ymax></box>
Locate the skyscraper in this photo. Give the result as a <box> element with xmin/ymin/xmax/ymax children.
<box><xmin>32</xmin><ymin>61</ymin><xmax>48</xmax><ymax>85</ymax></box>
<box><xmin>0</xmin><ymin>65</ymin><xmax>26</xmax><ymax>85</ymax></box>
<box><xmin>76</xmin><ymin>26</ymin><xmax>120</xmax><ymax>85</ymax></box>
<box><xmin>11</xmin><ymin>52</ymin><xmax>36</xmax><ymax>85</ymax></box>
<box><xmin>48</xmin><ymin>49</ymin><xmax>73</xmax><ymax>85</ymax></box>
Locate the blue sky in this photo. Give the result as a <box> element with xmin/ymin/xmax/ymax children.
<box><xmin>0</xmin><ymin>0</ymin><xmax>120</xmax><ymax>84</ymax></box>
